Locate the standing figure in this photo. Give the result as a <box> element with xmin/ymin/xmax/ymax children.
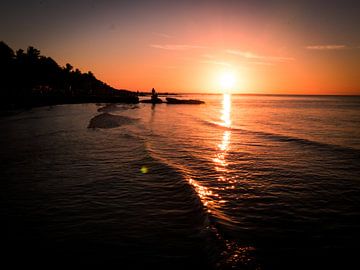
<box><xmin>151</xmin><ymin>88</ymin><xmax>161</xmax><ymax>104</ymax></box>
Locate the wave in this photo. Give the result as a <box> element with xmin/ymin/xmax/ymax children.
<box><xmin>200</xmin><ymin>119</ymin><xmax>360</xmax><ymax>156</ymax></box>
<box><xmin>140</xmin><ymin>134</ymin><xmax>259</xmax><ymax>268</ymax></box>
<box><xmin>131</xmin><ymin>138</ymin><xmax>227</xmax><ymax>267</ymax></box>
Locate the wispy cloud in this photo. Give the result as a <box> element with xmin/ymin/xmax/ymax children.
<box><xmin>200</xmin><ymin>60</ymin><xmax>231</xmax><ymax>67</ymax></box>
<box><xmin>152</xmin><ymin>32</ymin><xmax>174</xmax><ymax>39</ymax></box>
<box><xmin>226</xmin><ymin>49</ymin><xmax>294</xmax><ymax>63</ymax></box>
<box><xmin>226</xmin><ymin>50</ymin><xmax>262</xmax><ymax>59</ymax></box>
<box><xmin>250</xmin><ymin>61</ymin><xmax>275</xmax><ymax>66</ymax></box>
<box><xmin>306</xmin><ymin>45</ymin><xmax>347</xmax><ymax>50</ymax></box>
<box><xmin>150</xmin><ymin>44</ymin><xmax>206</xmax><ymax>50</ymax></box>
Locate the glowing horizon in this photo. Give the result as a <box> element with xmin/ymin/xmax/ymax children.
<box><xmin>1</xmin><ymin>1</ymin><xmax>360</xmax><ymax>95</ymax></box>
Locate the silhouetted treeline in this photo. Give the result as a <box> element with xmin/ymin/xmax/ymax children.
<box><xmin>0</xmin><ymin>41</ymin><xmax>138</xmax><ymax>109</ymax></box>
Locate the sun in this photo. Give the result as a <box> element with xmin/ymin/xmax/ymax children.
<box><xmin>219</xmin><ymin>71</ymin><xmax>236</xmax><ymax>91</ymax></box>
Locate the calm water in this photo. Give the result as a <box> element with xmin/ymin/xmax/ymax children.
<box><xmin>1</xmin><ymin>94</ymin><xmax>359</xmax><ymax>269</ymax></box>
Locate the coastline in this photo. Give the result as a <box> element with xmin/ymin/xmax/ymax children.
<box><xmin>0</xmin><ymin>93</ymin><xmax>139</xmax><ymax>115</ymax></box>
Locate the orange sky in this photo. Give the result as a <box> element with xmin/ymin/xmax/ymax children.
<box><xmin>1</xmin><ymin>1</ymin><xmax>360</xmax><ymax>94</ymax></box>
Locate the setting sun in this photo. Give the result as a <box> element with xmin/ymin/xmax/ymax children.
<box><xmin>219</xmin><ymin>71</ymin><xmax>236</xmax><ymax>91</ymax></box>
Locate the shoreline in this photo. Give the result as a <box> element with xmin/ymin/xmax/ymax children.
<box><xmin>0</xmin><ymin>95</ymin><xmax>139</xmax><ymax>116</ymax></box>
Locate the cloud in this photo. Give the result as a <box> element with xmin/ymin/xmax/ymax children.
<box><xmin>226</xmin><ymin>49</ymin><xmax>294</xmax><ymax>63</ymax></box>
<box><xmin>226</xmin><ymin>50</ymin><xmax>262</xmax><ymax>59</ymax></box>
<box><xmin>250</xmin><ymin>62</ymin><xmax>275</xmax><ymax>66</ymax></box>
<box><xmin>200</xmin><ymin>60</ymin><xmax>231</xmax><ymax>67</ymax></box>
<box><xmin>306</xmin><ymin>45</ymin><xmax>347</xmax><ymax>50</ymax></box>
<box><xmin>150</xmin><ymin>44</ymin><xmax>206</xmax><ymax>50</ymax></box>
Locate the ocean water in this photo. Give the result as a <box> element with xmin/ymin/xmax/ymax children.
<box><xmin>1</xmin><ymin>94</ymin><xmax>359</xmax><ymax>269</ymax></box>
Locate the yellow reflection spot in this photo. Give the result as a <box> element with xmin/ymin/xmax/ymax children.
<box><xmin>140</xmin><ymin>166</ymin><xmax>148</xmax><ymax>174</ymax></box>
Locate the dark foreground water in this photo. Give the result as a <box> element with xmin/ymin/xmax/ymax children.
<box><xmin>1</xmin><ymin>94</ymin><xmax>359</xmax><ymax>269</ymax></box>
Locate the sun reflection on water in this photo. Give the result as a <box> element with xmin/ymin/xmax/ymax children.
<box><xmin>220</xmin><ymin>93</ymin><xmax>231</xmax><ymax>128</ymax></box>
<box><xmin>187</xmin><ymin>95</ymin><xmax>234</xmax><ymax>212</ymax></box>
<box><xmin>188</xmin><ymin>178</ymin><xmax>221</xmax><ymax>211</ymax></box>
<box><xmin>187</xmin><ymin>94</ymin><xmax>258</xmax><ymax>266</ymax></box>
<box><xmin>219</xmin><ymin>131</ymin><xmax>231</xmax><ymax>151</ymax></box>
<box><xmin>214</xmin><ymin>94</ymin><xmax>232</xmax><ymax>172</ymax></box>
<box><xmin>188</xmin><ymin>94</ymin><xmax>234</xmax><ymax>212</ymax></box>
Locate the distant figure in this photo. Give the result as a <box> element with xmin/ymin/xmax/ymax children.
<box><xmin>151</xmin><ymin>88</ymin><xmax>159</xmax><ymax>103</ymax></box>
<box><xmin>151</xmin><ymin>88</ymin><xmax>158</xmax><ymax>99</ymax></box>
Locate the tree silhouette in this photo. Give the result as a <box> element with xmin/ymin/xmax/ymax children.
<box><xmin>0</xmin><ymin>41</ymin><xmax>138</xmax><ymax>109</ymax></box>
<box><xmin>0</xmin><ymin>41</ymin><xmax>14</xmax><ymax>62</ymax></box>
<box><xmin>0</xmin><ymin>42</ymin><xmax>15</xmax><ymax>97</ymax></box>
<box><xmin>26</xmin><ymin>46</ymin><xmax>40</xmax><ymax>61</ymax></box>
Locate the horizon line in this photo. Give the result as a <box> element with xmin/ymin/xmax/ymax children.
<box><xmin>134</xmin><ymin>91</ymin><xmax>360</xmax><ymax>97</ymax></box>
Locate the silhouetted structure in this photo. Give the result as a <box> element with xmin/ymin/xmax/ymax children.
<box><xmin>166</xmin><ymin>97</ymin><xmax>205</xmax><ymax>104</ymax></box>
<box><xmin>0</xmin><ymin>41</ymin><xmax>138</xmax><ymax>110</ymax></box>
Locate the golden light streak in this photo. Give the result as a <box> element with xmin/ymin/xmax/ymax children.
<box><xmin>220</xmin><ymin>93</ymin><xmax>232</xmax><ymax>128</ymax></box>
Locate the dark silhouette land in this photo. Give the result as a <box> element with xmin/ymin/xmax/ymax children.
<box><xmin>0</xmin><ymin>41</ymin><xmax>138</xmax><ymax>112</ymax></box>
<box><xmin>166</xmin><ymin>97</ymin><xmax>205</xmax><ymax>104</ymax></box>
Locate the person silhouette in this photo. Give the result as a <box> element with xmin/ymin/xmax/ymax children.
<box><xmin>151</xmin><ymin>88</ymin><xmax>157</xmax><ymax>97</ymax></box>
<box><xmin>151</xmin><ymin>88</ymin><xmax>159</xmax><ymax>103</ymax></box>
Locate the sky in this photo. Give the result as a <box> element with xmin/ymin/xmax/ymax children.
<box><xmin>1</xmin><ymin>0</ymin><xmax>360</xmax><ymax>94</ymax></box>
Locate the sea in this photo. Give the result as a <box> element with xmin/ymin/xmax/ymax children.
<box><xmin>1</xmin><ymin>94</ymin><xmax>359</xmax><ymax>269</ymax></box>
